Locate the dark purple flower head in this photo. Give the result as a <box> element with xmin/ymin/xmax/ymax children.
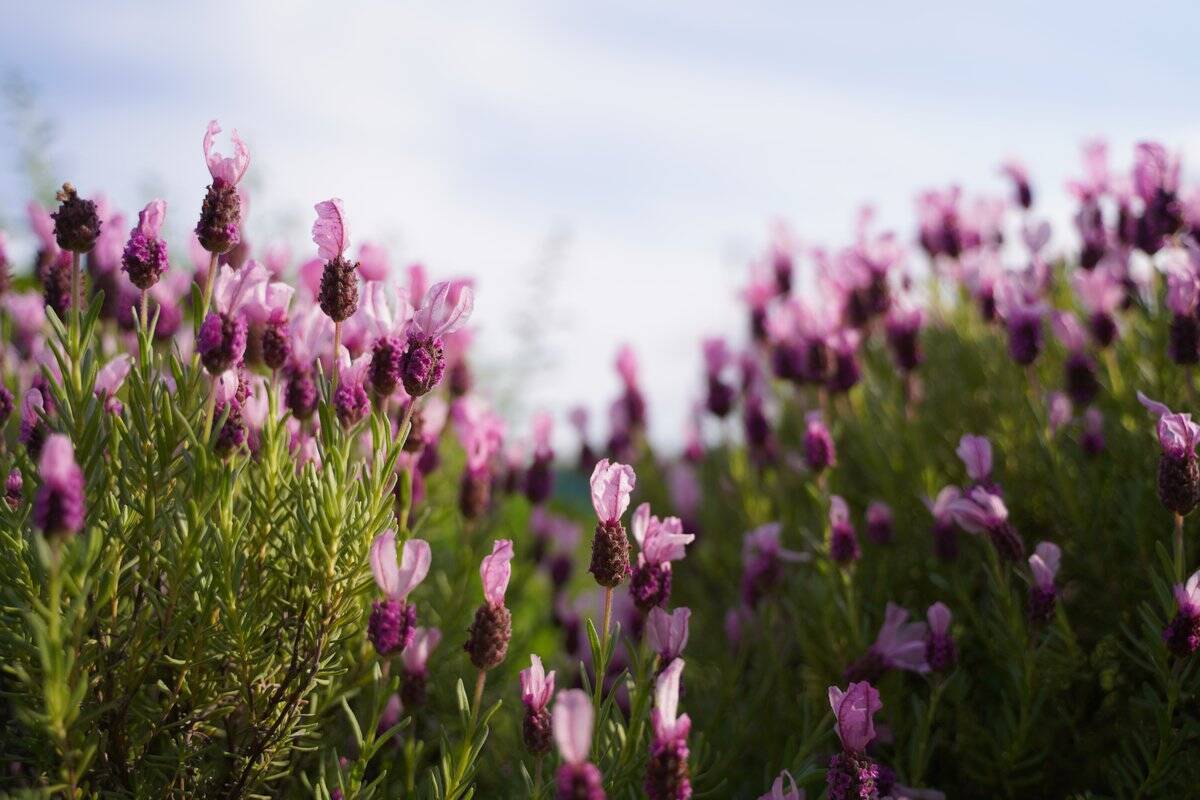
<box><xmin>51</xmin><ymin>183</ymin><xmax>101</xmax><ymax>253</ymax></box>
<box><xmin>804</xmin><ymin>412</ymin><xmax>836</xmax><ymax>473</ymax></box>
<box><xmin>368</xmin><ymin>599</ymin><xmax>416</xmax><ymax>657</ymax></box>
<box><xmin>1165</xmin><ymin>570</ymin><xmax>1200</xmax><ymax>658</ymax></box>
<box><xmin>865</xmin><ymin>502</ymin><xmax>894</xmax><ymax>545</ymax></box>
<box><xmin>197</xmin><ymin>312</ymin><xmax>248</xmax><ymax>375</ymax></box>
<box><xmin>121</xmin><ymin>199</ymin><xmax>169</xmax><ymax>290</ymax></box>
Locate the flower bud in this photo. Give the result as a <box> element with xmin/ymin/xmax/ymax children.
<box><xmin>464</xmin><ymin>602</ymin><xmax>512</xmax><ymax>670</ymax></box>
<box><xmin>51</xmin><ymin>183</ymin><xmax>101</xmax><ymax>253</ymax></box>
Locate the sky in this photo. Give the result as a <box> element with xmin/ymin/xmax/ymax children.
<box><xmin>1</xmin><ymin>1</ymin><xmax>1198</xmax><ymax>450</ymax></box>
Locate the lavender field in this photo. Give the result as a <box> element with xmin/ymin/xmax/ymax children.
<box><xmin>3</xmin><ymin>7</ymin><xmax>1200</xmax><ymax>800</ymax></box>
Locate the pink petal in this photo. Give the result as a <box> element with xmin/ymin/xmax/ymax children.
<box><xmin>312</xmin><ymin>199</ymin><xmax>351</xmax><ymax>261</ymax></box>
<box><xmin>369</xmin><ymin>530</ymin><xmax>401</xmax><ymax>597</ymax></box>
<box><xmin>39</xmin><ymin>434</ymin><xmax>80</xmax><ymax>486</ymax></box>
<box><xmin>480</xmin><ymin>539</ymin><xmax>514</xmax><ymax>606</ymax></box>
<box><xmin>137</xmin><ymin>199</ymin><xmax>167</xmax><ymax>238</ymax></box>
<box><xmin>926</xmin><ymin>602</ymin><xmax>952</xmax><ymax>636</ymax></box>
<box><xmin>552</xmin><ymin>689</ymin><xmax>593</xmax><ymax>765</ymax></box>
<box><xmin>956</xmin><ymin>434</ymin><xmax>992</xmax><ymax>481</ymax></box>
<box><xmin>828</xmin><ymin>681</ymin><xmax>881</xmax><ymax>753</ymax></box>
<box><xmin>395</xmin><ymin>538</ymin><xmax>432</xmax><ymax>599</ymax></box>
<box><xmin>95</xmin><ymin>354</ymin><xmax>132</xmax><ymax>397</ymax></box>
<box><xmin>589</xmin><ymin>459</ymin><xmax>636</xmax><ymax>522</ymax></box>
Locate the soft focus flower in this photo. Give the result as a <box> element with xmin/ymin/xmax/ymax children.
<box><xmin>925</xmin><ymin>602</ymin><xmax>956</xmax><ymax>672</ymax></box>
<box><xmin>1138</xmin><ymin>391</ymin><xmax>1200</xmax><ymax>515</ymax></box>
<box><xmin>846</xmin><ymin>602</ymin><xmax>929</xmax><ymax>682</ymax></box>
<box><xmin>865</xmin><ymin>501</ymin><xmax>894</xmax><ymax>545</ymax></box>
<box><xmin>828</xmin><ymin>495</ymin><xmax>860</xmax><ymax>564</ymax></box>
<box><xmin>630</xmin><ymin>503</ymin><xmax>695</xmax><ymax>610</ymax></box>
<box><xmin>400</xmin><ymin>626</ymin><xmax>441</xmax><ymax>708</ymax></box>
<box><xmin>957</xmin><ymin>434</ymin><xmax>992</xmax><ymax>484</ymax></box>
<box><xmin>759</xmin><ymin>771</ymin><xmax>803</xmax><ymax>800</ymax></box>
<box><xmin>32</xmin><ymin>434</ymin><xmax>85</xmax><ymax>538</ymax></box>
<box><xmin>804</xmin><ymin>411</ymin><xmax>836</xmax><ymax>474</ymax></box>
<box><xmin>646</xmin><ymin>606</ymin><xmax>690</xmax><ymax>663</ymax></box>
<box><xmin>645</xmin><ymin>658</ymin><xmax>692</xmax><ymax>800</ymax></box>
<box><xmin>1165</xmin><ymin>569</ymin><xmax>1200</xmax><ymax>657</ymax></box>
<box><xmin>947</xmin><ymin>486</ymin><xmax>1025</xmax><ymax>560</ymax></box>
<box><xmin>553</xmin><ymin>690</ymin><xmax>606</xmax><ymax>799</ymax></box>
<box><xmin>95</xmin><ymin>354</ymin><xmax>132</xmax><ymax>414</ymax></box>
<box><xmin>1027</xmin><ymin>541</ymin><xmax>1062</xmax><ymax>623</ymax></box>
<box><xmin>520</xmin><ymin>654</ymin><xmax>556</xmax><ymax>755</ymax></box>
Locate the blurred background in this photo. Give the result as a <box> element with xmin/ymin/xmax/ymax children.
<box><xmin>1</xmin><ymin>0</ymin><xmax>1197</xmax><ymax>449</ymax></box>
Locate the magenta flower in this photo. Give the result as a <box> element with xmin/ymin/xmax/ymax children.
<box><xmin>312</xmin><ymin>198</ymin><xmax>350</xmax><ymax>262</ymax></box>
<box><xmin>1072</xmin><ymin>268</ymin><xmax>1122</xmax><ymax>347</ymax></box>
<box><xmin>1138</xmin><ymin>391</ymin><xmax>1200</xmax><ymax>515</ymax></box>
<box><xmin>702</xmin><ymin>337</ymin><xmax>735</xmax><ymax>418</ymax></box>
<box><xmin>646</xmin><ymin>606</ymin><xmax>690</xmax><ymax>663</ymax></box>
<box><xmin>828</xmin><ymin>495</ymin><xmax>860</xmax><ymax>565</ymax></box>
<box><xmin>366</xmin><ymin>532</ymin><xmax>431</xmax><ymax>657</ymax></box>
<box><xmin>828</xmin><ymin>681</ymin><xmax>881</xmax><ymax>754</ymax></box>
<box><xmin>645</xmin><ymin>657</ymin><xmax>692</xmax><ymax>800</ymax></box>
<box><xmin>846</xmin><ymin>602</ymin><xmax>929</xmax><ymax>682</ymax></box>
<box><xmin>804</xmin><ymin>411</ymin><xmax>836</xmax><ymax>473</ymax></box>
<box><xmin>333</xmin><ymin>346</ymin><xmax>371</xmax><ymax>427</ymax></box>
<box><xmin>197</xmin><ymin>262</ymin><xmax>269</xmax><ymax>375</ymax></box>
<box><xmin>588</xmin><ymin>459</ymin><xmax>637</xmax><ymax>588</ymax></box>
<box><xmin>947</xmin><ymin>486</ymin><xmax>1025</xmax><ymax>560</ymax></box>
<box><xmin>357</xmin><ymin>241</ymin><xmax>391</xmax><ymax>281</ymax></box>
<box><xmin>196</xmin><ymin>121</ymin><xmax>249</xmax><ymax>254</ymax></box>
<box><xmin>553</xmin><ymin>690</ymin><xmax>605</xmax><ymax>800</ymax></box>
<box><xmin>19</xmin><ymin>389</ymin><xmax>47</xmax><ymax>459</ymax></box>
<box><xmin>1082</xmin><ymin>407</ymin><xmax>1105</xmax><ymax>457</ymax></box>
<box><xmin>1000</xmin><ymin>158</ymin><xmax>1033</xmax><ymax>209</ymax></box>
<box><xmin>1053</xmin><ymin>312</ymin><xmax>1099</xmax><ymax>406</ymax></box>
<box><xmin>465</xmin><ymin>540</ymin><xmax>514</xmax><ymax>671</ymax></box>
<box><xmin>1048</xmin><ymin>392</ymin><xmax>1074</xmax><ymax>435</ymax></box>
<box><xmin>1164</xmin><ymin>569</ymin><xmax>1200</xmax><ymax>657</ymax></box>
<box><xmin>525</xmin><ymin>410</ymin><xmax>556</xmax><ymax>505</ymax></box>
<box><xmin>827</xmin><ymin>681</ymin><xmax>886</xmax><ymax>800</ymax></box>
<box><xmin>956</xmin><ymin>434</ymin><xmax>992</xmax><ymax>484</ymax></box>
<box><xmin>759</xmin><ymin>771</ymin><xmax>803</xmax><ymax>800</ymax></box>
<box><xmin>398</xmin><ymin>281</ymin><xmax>474</xmax><ymax>397</ymax></box>
<box><xmin>32</xmin><ymin>434</ymin><xmax>85</xmax><ymax>538</ymax></box>
<box><xmin>28</xmin><ymin>200</ymin><xmax>59</xmax><ymax>259</ymax></box>
<box><xmin>121</xmin><ymin>199</ymin><xmax>169</xmax><ymax>292</ymax></box>
<box><xmin>1027</xmin><ymin>541</ymin><xmax>1062</xmax><ymax>624</ymax></box>
<box><xmin>520</xmin><ymin>654</ymin><xmax>556</xmax><ymax>755</ymax></box>
<box><xmin>630</xmin><ymin>503</ymin><xmax>694</xmax><ymax>610</ymax></box>
<box><xmin>885</xmin><ymin>299</ymin><xmax>924</xmax><ymax>373</ymax></box>
<box><xmin>997</xmin><ymin>280</ymin><xmax>1047</xmax><ymax>366</ymax></box>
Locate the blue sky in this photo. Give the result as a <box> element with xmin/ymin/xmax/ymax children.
<box><xmin>2</xmin><ymin>1</ymin><xmax>1198</xmax><ymax>448</ymax></box>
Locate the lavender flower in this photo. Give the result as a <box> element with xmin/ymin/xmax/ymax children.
<box><xmin>367</xmin><ymin>532</ymin><xmax>431</xmax><ymax>657</ymax></box>
<box><xmin>629</xmin><ymin>503</ymin><xmax>694</xmax><ymax>611</ymax></box>
<box><xmin>1164</xmin><ymin>570</ymin><xmax>1200</xmax><ymax>657</ymax></box>
<box><xmin>553</xmin><ymin>690</ymin><xmax>606</xmax><ymax>800</ymax></box>
<box><xmin>924</xmin><ymin>602</ymin><xmax>956</xmax><ymax>672</ymax></box>
<box><xmin>1138</xmin><ymin>391</ymin><xmax>1200</xmax><ymax>516</ymax></box>
<box><xmin>464</xmin><ymin>540</ymin><xmax>514</xmax><ymax>670</ymax></box>
<box><xmin>845</xmin><ymin>602</ymin><xmax>930</xmax><ymax>683</ymax></box>
<box><xmin>588</xmin><ymin>459</ymin><xmax>636</xmax><ymax>588</ymax></box>
<box><xmin>645</xmin><ymin>658</ymin><xmax>692</xmax><ymax>800</ymax></box>
<box><xmin>32</xmin><ymin>434</ymin><xmax>85</xmax><ymax>539</ymax></box>
<box><xmin>520</xmin><ymin>654</ymin><xmax>556</xmax><ymax>756</ymax></box>
<box><xmin>1027</xmin><ymin>542</ymin><xmax>1062</xmax><ymax>624</ymax></box>
<box><xmin>828</xmin><ymin>496</ymin><xmax>861</xmax><ymax>565</ymax></box>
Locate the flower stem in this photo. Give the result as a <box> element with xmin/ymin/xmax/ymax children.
<box><xmin>1175</xmin><ymin>513</ymin><xmax>1185</xmax><ymax>582</ymax></box>
<box><xmin>199</xmin><ymin>251</ymin><xmax>218</xmax><ymax>322</ymax></box>
<box><xmin>601</xmin><ymin>586</ymin><xmax>614</xmax><ymax>644</ymax></box>
<box><xmin>140</xmin><ymin>290</ymin><xmax>149</xmax><ymax>330</ymax></box>
<box><xmin>202</xmin><ymin>387</ymin><xmax>219</xmax><ymax>444</ymax></box>
<box><xmin>399</xmin><ymin>398</ymin><xmax>418</xmax><ymax>449</ymax></box>
<box><xmin>533</xmin><ymin>756</ymin><xmax>543</xmax><ymax>798</ymax></box>
<box><xmin>332</xmin><ymin>321</ymin><xmax>342</xmax><ymax>389</ymax></box>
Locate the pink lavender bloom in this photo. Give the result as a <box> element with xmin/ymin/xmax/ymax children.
<box><xmin>520</xmin><ymin>654</ymin><xmax>556</xmax><ymax>755</ymax></box>
<box><xmin>525</xmin><ymin>410</ymin><xmax>556</xmax><ymax>505</ymax></box>
<box><xmin>997</xmin><ymin>280</ymin><xmax>1047</xmax><ymax>366</ymax></box>
<box><xmin>645</xmin><ymin>658</ymin><xmax>692</xmax><ymax>800</ymax></box>
<box><xmin>589</xmin><ymin>459</ymin><xmax>636</xmax><ymax>587</ymax></box>
<box><xmin>399</xmin><ymin>627</ymin><xmax>440</xmax><ymax>708</ymax></box>
<box><xmin>313</xmin><ymin>199</ymin><xmax>359</xmax><ymax>323</ymax></box>
<box><xmin>1052</xmin><ymin>312</ymin><xmax>1099</xmax><ymax>406</ymax></box>
<box><xmin>828</xmin><ymin>496</ymin><xmax>860</xmax><ymax>564</ymax></box>
<box><xmin>359</xmin><ymin>281</ymin><xmax>414</xmax><ymax>397</ymax></box>
<box><xmin>1028</xmin><ymin>541</ymin><xmax>1062</xmax><ymax>624</ymax></box>
<box><xmin>804</xmin><ymin>411</ymin><xmax>836</xmax><ymax>474</ymax></box>
<box><xmin>956</xmin><ymin>434</ymin><xmax>993</xmax><ymax>486</ymax></box>
<box><xmin>646</xmin><ymin>606</ymin><xmax>690</xmax><ymax>663</ymax></box>
<box><xmin>702</xmin><ymin>337</ymin><xmax>735</xmax><ymax>418</ymax></box>
<box><xmin>5</xmin><ymin>292</ymin><xmax>45</xmax><ymax>357</ymax></box>
<box><xmin>28</xmin><ymin>200</ymin><xmax>60</xmax><ymax>265</ymax></box>
<box><xmin>1164</xmin><ymin>569</ymin><xmax>1200</xmax><ymax>657</ymax></box>
<box><xmin>121</xmin><ymin>199</ymin><xmax>169</xmax><ymax>292</ymax></box>
<box><xmin>1001</xmin><ymin>159</ymin><xmax>1033</xmax><ymax>209</ymax></box>
<box><xmin>366</xmin><ymin>532</ymin><xmax>431</xmax><ymax>657</ymax></box>
<box><xmin>32</xmin><ymin>434</ymin><xmax>85</xmax><ymax>539</ymax></box>
<box><xmin>826</xmin><ymin>682</ymin><xmax>885</xmax><ymax>800</ymax></box>
<box><xmin>465</xmin><ymin>540</ymin><xmax>514</xmax><ymax>670</ymax></box>
<box><xmin>94</xmin><ymin>354</ymin><xmax>132</xmax><ymax>414</ymax></box>
<box><xmin>826</xmin><ymin>328</ymin><xmax>862</xmax><ymax>395</ymax></box>
<box><xmin>740</xmin><ymin>523</ymin><xmax>806</xmax><ymax>608</ymax></box>
<box><xmin>1131</xmin><ymin>142</ymin><xmax>1184</xmax><ymax>254</ymax></box>
<box><xmin>845</xmin><ymin>602</ymin><xmax>929</xmax><ymax>682</ymax></box>
<box><xmin>759</xmin><ymin>771</ymin><xmax>803</xmax><ymax>800</ymax></box>
<box><xmin>553</xmin><ymin>690</ymin><xmax>605</xmax><ymax>800</ymax></box>
<box><xmin>947</xmin><ymin>486</ymin><xmax>1025</xmax><ymax>561</ymax></box>
<box><xmin>333</xmin><ymin>347</ymin><xmax>371</xmax><ymax>427</ymax></box>
<box><xmin>865</xmin><ymin>501</ymin><xmax>894</xmax><ymax>546</ymax></box>
<box><xmin>630</xmin><ymin>503</ymin><xmax>695</xmax><ymax>611</ymax></box>
<box><xmin>197</xmin><ymin>262</ymin><xmax>269</xmax><ymax>374</ymax></box>
<box><xmin>196</xmin><ymin>121</ymin><xmax>248</xmax><ymax>254</ymax></box>
<box><xmin>925</xmin><ymin>602</ymin><xmax>956</xmax><ymax>672</ymax></box>
<box><xmin>568</xmin><ymin>406</ymin><xmax>596</xmax><ymax>471</ymax></box>
<box><xmin>1072</xmin><ymin>268</ymin><xmax>1123</xmax><ymax>347</ymax></box>
<box><xmin>399</xmin><ymin>281</ymin><xmax>473</xmax><ymax>397</ymax></box>
<box><xmin>1160</xmin><ymin>247</ymin><xmax>1200</xmax><ymax>365</ymax></box>
<box><xmin>1138</xmin><ymin>391</ymin><xmax>1200</xmax><ymax>515</ymax></box>
<box><xmin>19</xmin><ymin>389</ymin><xmax>47</xmax><ymax>459</ymax></box>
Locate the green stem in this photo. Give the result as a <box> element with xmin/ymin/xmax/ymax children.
<box><xmin>1174</xmin><ymin>513</ymin><xmax>1185</xmax><ymax>582</ymax></box>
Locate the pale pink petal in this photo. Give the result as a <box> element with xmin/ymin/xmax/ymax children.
<box><xmin>926</xmin><ymin>602</ymin><xmax>952</xmax><ymax>636</ymax></box>
<box><xmin>369</xmin><ymin>530</ymin><xmax>401</xmax><ymax>597</ymax></box>
<box><xmin>357</xmin><ymin>241</ymin><xmax>390</xmax><ymax>281</ymax></box>
<box><xmin>631</xmin><ymin>502</ymin><xmax>652</xmax><ymax>548</ymax></box>
<box><xmin>652</xmin><ymin>658</ymin><xmax>684</xmax><ymax>738</ymax></box>
<box><xmin>828</xmin><ymin>681</ymin><xmax>882</xmax><ymax>753</ymax></box>
<box><xmin>39</xmin><ymin>434</ymin><xmax>79</xmax><ymax>486</ymax></box>
<box><xmin>137</xmin><ymin>199</ymin><xmax>167</xmax><ymax>238</ymax></box>
<box><xmin>94</xmin><ymin>354</ymin><xmax>132</xmax><ymax>397</ymax></box>
<box><xmin>956</xmin><ymin>434</ymin><xmax>992</xmax><ymax>481</ymax></box>
<box><xmin>312</xmin><ymin>199</ymin><xmax>350</xmax><ymax>261</ymax></box>
<box><xmin>589</xmin><ymin>459</ymin><xmax>636</xmax><ymax>522</ymax></box>
<box><xmin>481</xmin><ymin>539</ymin><xmax>514</xmax><ymax>606</ymax></box>
<box><xmin>395</xmin><ymin>538</ymin><xmax>432</xmax><ymax>599</ymax></box>
<box><xmin>552</xmin><ymin>689</ymin><xmax>593</xmax><ymax>765</ymax></box>
<box><xmin>203</xmin><ymin>120</ymin><xmax>250</xmax><ymax>185</ymax></box>
<box><xmin>401</xmin><ymin>626</ymin><xmax>441</xmax><ymax>673</ymax></box>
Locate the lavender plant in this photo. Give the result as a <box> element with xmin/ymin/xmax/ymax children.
<box><xmin>4</xmin><ymin>124</ymin><xmax>1200</xmax><ymax>800</ymax></box>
